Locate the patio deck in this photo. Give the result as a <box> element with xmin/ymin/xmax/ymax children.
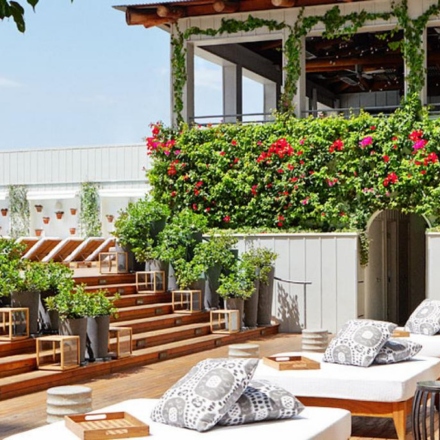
<box><xmin>0</xmin><ymin>333</ymin><xmax>416</xmax><ymax>440</ymax></box>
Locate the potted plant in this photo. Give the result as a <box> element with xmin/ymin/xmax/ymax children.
<box><xmin>217</xmin><ymin>259</ymin><xmax>256</xmax><ymax>330</ymax></box>
<box><xmin>106</xmin><ymin>214</ymin><xmax>114</xmax><ymax>223</ymax></box>
<box><xmin>85</xmin><ymin>289</ymin><xmax>119</xmax><ymax>361</ymax></box>
<box><xmin>241</xmin><ymin>247</ymin><xmax>278</xmax><ymax>328</ymax></box>
<box><xmin>1</xmin><ymin>208</ymin><xmax>8</xmax><ymax>217</ymax></box>
<box><xmin>70</xmin><ymin>208</ymin><xmax>77</xmax><ymax>215</ymax></box>
<box><xmin>43</xmin><ymin>217</ymin><xmax>50</xmax><ymax>224</ymax></box>
<box><xmin>191</xmin><ymin>231</ymin><xmax>238</xmax><ymax>309</ymax></box>
<box><xmin>154</xmin><ymin>209</ymin><xmax>207</xmax><ymax>291</ymax></box>
<box><xmin>113</xmin><ymin>197</ymin><xmax>170</xmax><ymax>271</ymax></box>
<box><xmin>45</xmin><ymin>284</ymin><xmax>91</xmax><ymax>364</ymax></box>
<box><xmin>35</xmin><ymin>204</ymin><xmax>43</xmax><ymax>213</ymax></box>
<box><xmin>55</xmin><ymin>211</ymin><xmax>64</xmax><ymax>220</ymax></box>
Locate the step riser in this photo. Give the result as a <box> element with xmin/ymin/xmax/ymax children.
<box><xmin>112</xmin><ymin>305</ymin><xmax>174</xmax><ymax>322</ymax></box>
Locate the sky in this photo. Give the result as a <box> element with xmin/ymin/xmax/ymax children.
<box><xmin>1</xmin><ymin>0</ymin><xmax>262</xmax><ymax>151</ymax></box>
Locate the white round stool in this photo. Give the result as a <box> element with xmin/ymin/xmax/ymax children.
<box><xmin>301</xmin><ymin>329</ymin><xmax>329</xmax><ymax>352</ymax></box>
<box><xmin>46</xmin><ymin>385</ymin><xmax>92</xmax><ymax>423</ymax></box>
<box><xmin>228</xmin><ymin>343</ymin><xmax>260</xmax><ymax>358</ymax></box>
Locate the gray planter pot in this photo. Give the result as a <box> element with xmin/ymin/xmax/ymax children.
<box><xmin>59</xmin><ymin>317</ymin><xmax>88</xmax><ymax>364</ymax></box>
<box><xmin>86</xmin><ymin>315</ymin><xmax>110</xmax><ymax>361</ymax></box>
<box><xmin>11</xmin><ymin>290</ymin><xmax>40</xmax><ymax>335</ymax></box>
<box><xmin>257</xmin><ymin>267</ymin><xmax>275</xmax><ymax>326</ymax></box>
<box><xmin>167</xmin><ymin>263</ymin><xmax>178</xmax><ymax>292</ymax></box>
<box><xmin>204</xmin><ymin>265</ymin><xmax>221</xmax><ymax>310</ymax></box>
<box><xmin>244</xmin><ymin>279</ymin><xmax>260</xmax><ymax>329</ymax></box>
<box><xmin>39</xmin><ymin>290</ymin><xmax>59</xmax><ymax>334</ymax></box>
<box><xmin>225</xmin><ymin>297</ymin><xmax>244</xmax><ymax>330</ymax></box>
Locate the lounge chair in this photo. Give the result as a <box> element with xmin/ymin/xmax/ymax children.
<box><xmin>83</xmin><ymin>237</ymin><xmax>115</xmax><ymax>264</ymax></box>
<box><xmin>41</xmin><ymin>237</ymin><xmax>84</xmax><ymax>263</ymax></box>
<box><xmin>21</xmin><ymin>237</ymin><xmax>62</xmax><ymax>261</ymax></box>
<box><xmin>63</xmin><ymin>237</ymin><xmax>106</xmax><ymax>266</ymax></box>
<box><xmin>253</xmin><ymin>351</ymin><xmax>440</xmax><ymax>440</ymax></box>
<box><xmin>16</xmin><ymin>237</ymin><xmax>41</xmax><ymax>255</ymax></box>
<box><xmin>3</xmin><ymin>398</ymin><xmax>351</xmax><ymax>440</ymax></box>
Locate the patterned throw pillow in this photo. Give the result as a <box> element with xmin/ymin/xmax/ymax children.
<box><xmin>323</xmin><ymin>319</ymin><xmax>397</xmax><ymax>367</ymax></box>
<box><xmin>150</xmin><ymin>358</ymin><xmax>258</xmax><ymax>432</ymax></box>
<box><xmin>405</xmin><ymin>299</ymin><xmax>440</xmax><ymax>335</ymax></box>
<box><xmin>374</xmin><ymin>338</ymin><xmax>422</xmax><ymax>364</ymax></box>
<box><xmin>217</xmin><ymin>379</ymin><xmax>304</xmax><ymax>426</ymax></box>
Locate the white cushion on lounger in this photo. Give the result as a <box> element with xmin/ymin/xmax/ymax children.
<box><xmin>394</xmin><ymin>327</ymin><xmax>440</xmax><ymax>357</ymax></box>
<box><xmin>3</xmin><ymin>398</ymin><xmax>351</xmax><ymax>440</ymax></box>
<box><xmin>253</xmin><ymin>352</ymin><xmax>440</xmax><ymax>402</ymax></box>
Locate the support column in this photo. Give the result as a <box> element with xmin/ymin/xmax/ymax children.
<box><xmin>222</xmin><ymin>63</ymin><xmax>242</xmax><ymax>123</ymax></box>
<box><xmin>292</xmin><ymin>35</ymin><xmax>306</xmax><ymax>117</ymax></box>
<box><xmin>263</xmin><ymin>81</ymin><xmax>277</xmax><ymax>121</ymax></box>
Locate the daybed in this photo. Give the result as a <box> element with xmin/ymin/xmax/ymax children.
<box><xmin>253</xmin><ymin>351</ymin><xmax>440</xmax><ymax>440</ymax></box>
<box><xmin>3</xmin><ymin>398</ymin><xmax>351</xmax><ymax>440</ymax></box>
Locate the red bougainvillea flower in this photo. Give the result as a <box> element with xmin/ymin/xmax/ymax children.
<box><xmin>409</xmin><ymin>130</ymin><xmax>423</xmax><ymax>141</ymax></box>
<box><xmin>219</xmin><ymin>151</ymin><xmax>226</xmax><ymax>156</ymax></box>
<box><xmin>277</xmin><ymin>169</ymin><xmax>284</xmax><ymax>174</ymax></box>
<box><xmin>383</xmin><ymin>155</ymin><xmax>390</xmax><ymax>163</ymax></box>
<box><xmin>329</xmin><ymin>139</ymin><xmax>344</xmax><ymax>153</ymax></box>
<box><xmin>223</xmin><ymin>215</ymin><xmax>230</xmax><ymax>223</ymax></box>
<box><xmin>383</xmin><ymin>172</ymin><xmax>398</xmax><ymax>187</ymax></box>
<box><xmin>192</xmin><ymin>203</ymin><xmax>198</xmax><ymax>211</ymax></box>
<box><xmin>205</xmin><ymin>207</ymin><xmax>211</xmax><ymax>212</ymax></box>
<box><xmin>256</xmin><ymin>138</ymin><xmax>294</xmax><ymax>163</ymax></box>
<box><xmin>195</xmin><ymin>181</ymin><xmax>203</xmax><ymax>188</ymax></box>
<box><xmin>251</xmin><ymin>185</ymin><xmax>258</xmax><ymax>196</ymax></box>
<box><xmin>300</xmin><ymin>197</ymin><xmax>309</xmax><ymax>205</ymax></box>
<box><xmin>170</xmin><ymin>191</ymin><xmax>177</xmax><ymax>197</ymax></box>
<box><xmin>231</xmin><ymin>140</ymin><xmax>237</xmax><ymax>146</ymax></box>
<box><xmin>194</xmin><ymin>189</ymin><xmax>200</xmax><ymax>196</ymax></box>
<box><xmin>359</xmin><ymin>136</ymin><xmax>373</xmax><ymax>147</ymax></box>
<box><xmin>370</xmin><ymin>126</ymin><xmax>376</xmax><ymax>131</ymax></box>
<box><xmin>413</xmin><ymin>139</ymin><xmax>428</xmax><ymax>150</ymax></box>
<box><xmin>424</xmin><ymin>152</ymin><xmax>438</xmax><ymax>165</ymax></box>
<box><xmin>327</xmin><ymin>178</ymin><xmax>338</xmax><ymax>187</ymax></box>
<box><xmin>287</xmin><ymin>164</ymin><xmax>295</xmax><ymax>171</ymax></box>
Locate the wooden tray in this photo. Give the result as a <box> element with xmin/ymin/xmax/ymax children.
<box><xmin>263</xmin><ymin>355</ymin><xmax>320</xmax><ymax>370</ymax></box>
<box><xmin>392</xmin><ymin>329</ymin><xmax>410</xmax><ymax>337</ymax></box>
<box><xmin>65</xmin><ymin>412</ymin><xmax>150</xmax><ymax>439</ymax></box>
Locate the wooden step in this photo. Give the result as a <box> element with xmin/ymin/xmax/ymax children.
<box><xmin>0</xmin><ymin>325</ymin><xmax>278</xmax><ymax>401</ymax></box>
<box><xmin>74</xmin><ymin>273</ymin><xmax>136</xmax><ymax>287</ymax></box>
<box><xmin>0</xmin><ymin>338</ymin><xmax>36</xmax><ymax>357</ymax></box>
<box><xmin>112</xmin><ymin>293</ymin><xmax>171</xmax><ymax>308</ymax></box>
<box><xmin>85</xmin><ymin>283</ymin><xmax>138</xmax><ymax>295</ymax></box>
<box><xmin>112</xmin><ymin>312</ymin><xmax>210</xmax><ymax>334</ymax></box>
<box><xmin>112</xmin><ymin>303</ymin><xmax>174</xmax><ymax>322</ymax></box>
<box><xmin>0</xmin><ymin>353</ymin><xmax>37</xmax><ymax>378</ymax></box>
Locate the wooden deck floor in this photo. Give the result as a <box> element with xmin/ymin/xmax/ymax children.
<box><xmin>0</xmin><ymin>333</ymin><xmax>415</xmax><ymax>440</ymax></box>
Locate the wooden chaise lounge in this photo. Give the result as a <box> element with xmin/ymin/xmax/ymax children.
<box><xmin>21</xmin><ymin>237</ymin><xmax>62</xmax><ymax>261</ymax></box>
<box><xmin>63</xmin><ymin>237</ymin><xmax>106</xmax><ymax>266</ymax></box>
<box><xmin>42</xmin><ymin>237</ymin><xmax>84</xmax><ymax>263</ymax></box>
<box><xmin>253</xmin><ymin>351</ymin><xmax>440</xmax><ymax>440</ymax></box>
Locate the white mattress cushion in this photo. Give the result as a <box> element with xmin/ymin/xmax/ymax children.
<box><xmin>405</xmin><ymin>299</ymin><xmax>440</xmax><ymax>335</ymax></box>
<box><xmin>3</xmin><ymin>398</ymin><xmax>351</xmax><ymax>440</ymax></box>
<box><xmin>253</xmin><ymin>352</ymin><xmax>440</xmax><ymax>402</ymax></box>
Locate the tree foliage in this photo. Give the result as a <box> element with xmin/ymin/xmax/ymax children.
<box><xmin>0</xmin><ymin>0</ymin><xmax>72</xmax><ymax>32</ymax></box>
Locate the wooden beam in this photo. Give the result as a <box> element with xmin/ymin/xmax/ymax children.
<box><xmin>213</xmin><ymin>1</ymin><xmax>240</xmax><ymax>13</ymax></box>
<box><xmin>272</xmin><ymin>0</ymin><xmax>297</xmax><ymax>7</ymax></box>
<box><xmin>156</xmin><ymin>5</ymin><xmax>185</xmax><ymax>20</ymax></box>
<box><xmin>125</xmin><ymin>9</ymin><xmax>170</xmax><ymax>27</ymax></box>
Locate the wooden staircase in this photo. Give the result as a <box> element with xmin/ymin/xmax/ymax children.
<box><xmin>0</xmin><ymin>271</ymin><xmax>278</xmax><ymax>401</ymax></box>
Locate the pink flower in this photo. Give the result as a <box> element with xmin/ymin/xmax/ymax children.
<box><xmin>413</xmin><ymin>139</ymin><xmax>428</xmax><ymax>150</ymax></box>
<box><xmin>223</xmin><ymin>215</ymin><xmax>230</xmax><ymax>223</ymax></box>
<box><xmin>359</xmin><ymin>136</ymin><xmax>373</xmax><ymax>147</ymax></box>
<box><xmin>301</xmin><ymin>198</ymin><xmax>309</xmax><ymax>205</ymax></box>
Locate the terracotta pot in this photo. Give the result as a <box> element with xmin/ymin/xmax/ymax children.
<box><xmin>55</xmin><ymin>211</ymin><xmax>64</xmax><ymax>220</ymax></box>
<box><xmin>35</xmin><ymin>205</ymin><xmax>43</xmax><ymax>213</ymax></box>
<box><xmin>70</xmin><ymin>208</ymin><xmax>77</xmax><ymax>215</ymax></box>
<box><xmin>106</xmin><ymin>215</ymin><xmax>114</xmax><ymax>223</ymax></box>
<box><xmin>69</xmin><ymin>228</ymin><xmax>76</xmax><ymax>235</ymax></box>
<box><xmin>42</xmin><ymin>217</ymin><xmax>50</xmax><ymax>224</ymax></box>
<box><xmin>35</xmin><ymin>229</ymin><xmax>43</xmax><ymax>237</ymax></box>
<box><xmin>1</xmin><ymin>208</ymin><xmax>8</xmax><ymax>217</ymax></box>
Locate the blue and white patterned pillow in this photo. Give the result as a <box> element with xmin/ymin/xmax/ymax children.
<box><xmin>217</xmin><ymin>379</ymin><xmax>304</xmax><ymax>426</ymax></box>
<box><xmin>405</xmin><ymin>299</ymin><xmax>440</xmax><ymax>335</ymax></box>
<box><xmin>323</xmin><ymin>319</ymin><xmax>397</xmax><ymax>367</ymax></box>
<box><xmin>374</xmin><ymin>338</ymin><xmax>422</xmax><ymax>364</ymax></box>
<box><xmin>150</xmin><ymin>358</ymin><xmax>258</xmax><ymax>432</ymax></box>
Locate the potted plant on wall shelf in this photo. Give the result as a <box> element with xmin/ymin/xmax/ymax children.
<box><xmin>35</xmin><ymin>204</ymin><xmax>43</xmax><ymax>213</ymax></box>
<box><xmin>55</xmin><ymin>211</ymin><xmax>64</xmax><ymax>220</ymax></box>
<box><xmin>1</xmin><ymin>208</ymin><xmax>8</xmax><ymax>217</ymax></box>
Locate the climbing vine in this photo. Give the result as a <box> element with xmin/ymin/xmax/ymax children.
<box><xmin>8</xmin><ymin>185</ymin><xmax>29</xmax><ymax>238</ymax></box>
<box><xmin>79</xmin><ymin>182</ymin><xmax>101</xmax><ymax>238</ymax></box>
<box><xmin>170</xmin><ymin>0</ymin><xmax>440</xmax><ymax>124</ymax></box>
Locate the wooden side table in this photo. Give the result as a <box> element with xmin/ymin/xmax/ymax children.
<box><xmin>136</xmin><ymin>271</ymin><xmax>165</xmax><ymax>293</ymax></box>
<box><xmin>210</xmin><ymin>309</ymin><xmax>240</xmax><ymax>333</ymax></box>
<box><xmin>0</xmin><ymin>307</ymin><xmax>29</xmax><ymax>340</ymax></box>
<box><xmin>109</xmin><ymin>326</ymin><xmax>132</xmax><ymax>358</ymax></box>
<box><xmin>99</xmin><ymin>251</ymin><xmax>128</xmax><ymax>274</ymax></box>
<box><xmin>172</xmin><ymin>290</ymin><xmax>202</xmax><ymax>313</ymax></box>
<box><xmin>36</xmin><ymin>335</ymin><xmax>80</xmax><ymax>370</ymax></box>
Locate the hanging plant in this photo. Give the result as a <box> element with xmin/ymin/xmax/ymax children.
<box><xmin>79</xmin><ymin>182</ymin><xmax>101</xmax><ymax>238</ymax></box>
<box><xmin>8</xmin><ymin>185</ymin><xmax>29</xmax><ymax>238</ymax></box>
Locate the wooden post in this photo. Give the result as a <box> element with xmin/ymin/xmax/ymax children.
<box><xmin>125</xmin><ymin>9</ymin><xmax>169</xmax><ymax>28</ymax></box>
<box><xmin>213</xmin><ymin>1</ymin><xmax>240</xmax><ymax>13</ymax></box>
<box><xmin>271</xmin><ymin>0</ymin><xmax>297</xmax><ymax>6</ymax></box>
<box><xmin>156</xmin><ymin>5</ymin><xmax>185</xmax><ymax>20</ymax></box>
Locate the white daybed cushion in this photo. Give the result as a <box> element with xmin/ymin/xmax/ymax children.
<box><xmin>3</xmin><ymin>398</ymin><xmax>352</xmax><ymax>440</ymax></box>
<box><xmin>393</xmin><ymin>327</ymin><xmax>440</xmax><ymax>357</ymax></box>
<box><xmin>253</xmin><ymin>352</ymin><xmax>440</xmax><ymax>402</ymax></box>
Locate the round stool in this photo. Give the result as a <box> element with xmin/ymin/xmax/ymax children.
<box><xmin>46</xmin><ymin>385</ymin><xmax>92</xmax><ymax>424</ymax></box>
<box><xmin>228</xmin><ymin>343</ymin><xmax>260</xmax><ymax>358</ymax></box>
<box><xmin>301</xmin><ymin>329</ymin><xmax>329</xmax><ymax>352</ymax></box>
<box><xmin>412</xmin><ymin>381</ymin><xmax>440</xmax><ymax>440</ymax></box>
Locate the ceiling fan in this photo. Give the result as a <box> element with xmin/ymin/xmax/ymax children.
<box><xmin>339</xmin><ymin>65</ymin><xmax>386</xmax><ymax>90</ymax></box>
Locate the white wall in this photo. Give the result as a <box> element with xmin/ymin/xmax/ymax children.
<box><xmin>236</xmin><ymin>233</ymin><xmax>359</xmax><ymax>334</ymax></box>
<box><xmin>426</xmin><ymin>232</ymin><xmax>440</xmax><ymax>300</ymax></box>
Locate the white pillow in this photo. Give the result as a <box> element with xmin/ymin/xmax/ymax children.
<box><xmin>405</xmin><ymin>299</ymin><xmax>440</xmax><ymax>335</ymax></box>
<box><xmin>217</xmin><ymin>379</ymin><xmax>304</xmax><ymax>426</ymax></box>
<box><xmin>323</xmin><ymin>319</ymin><xmax>397</xmax><ymax>367</ymax></box>
<box><xmin>150</xmin><ymin>358</ymin><xmax>258</xmax><ymax>432</ymax></box>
